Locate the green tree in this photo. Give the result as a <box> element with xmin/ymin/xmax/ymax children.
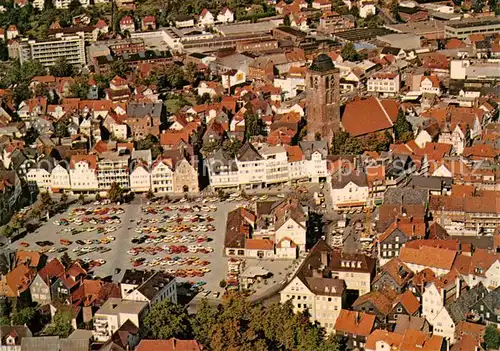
<box><xmin>39</xmin><ymin>191</ymin><xmax>54</xmax><ymax>216</ymax></box>
<box><xmin>49</xmin><ymin>57</ymin><xmax>74</xmax><ymax>77</ymax></box>
<box><xmin>107</xmin><ymin>182</ymin><xmax>124</xmax><ymax>203</ymax></box>
<box><xmin>222</xmin><ymin>139</ymin><xmax>242</xmax><ymax>157</ymax></box>
<box><xmin>0</xmin><ymin>226</ymin><xmax>12</xmax><ymax>238</ymax></box>
<box><xmin>60</xmin><ymin>252</ymin><xmax>72</xmax><ymax>268</ymax></box>
<box><xmin>484</xmin><ymin>325</ymin><xmax>500</xmax><ymax>350</ymax></box>
<box><xmin>191</xmin><ymin>298</ymin><xmax>218</xmax><ymax>346</ymax></box>
<box><xmin>184</xmin><ymin>62</ymin><xmax>198</xmax><ymax>84</ymax></box>
<box><xmin>30</xmin><ymin>207</ymin><xmax>41</xmax><ymax>220</ymax></box>
<box><xmin>244</xmin><ymin>111</ymin><xmax>265</xmax><ymax>140</ymax></box>
<box><xmin>68</xmin><ymin>0</ymin><xmax>82</xmax><ymax>13</ymax></box>
<box><xmin>78</xmin><ymin>194</ymin><xmax>85</xmax><ymax>205</ymax></box>
<box><xmin>136</xmin><ymin>134</ymin><xmax>162</xmax><ymax>159</ymax></box>
<box><xmin>146</xmin><ymin>190</ymin><xmax>154</xmax><ymax>200</ymax></box>
<box><xmin>341</xmin><ymin>42</ymin><xmax>360</xmax><ymax>62</ymax></box>
<box><xmin>11</xmin><ymin>307</ymin><xmax>37</xmax><ymax>325</ymax></box>
<box><xmin>0</xmin><ymin>40</ymin><xmax>8</xmax><ymax>61</ymax></box>
<box><xmin>196</xmin><ymin>92</ymin><xmax>211</xmax><ymax>105</ymax></box>
<box><xmin>110</xmin><ymin>61</ymin><xmax>131</xmax><ymax>79</ymax></box>
<box><xmin>144</xmin><ymin>300</ymin><xmax>191</xmax><ymax>339</ymax></box>
<box><xmin>44</xmin><ymin>311</ymin><xmax>74</xmax><ymax>338</ymax></box>
<box><xmin>394</xmin><ymin>108</ymin><xmax>413</xmax><ymax>143</ymax></box>
<box><xmin>472</xmin><ymin>0</ymin><xmax>484</xmax><ymax>12</ymax></box>
<box><xmin>0</xmin><ymin>298</ymin><xmax>11</xmax><ymax>325</ymax></box>
<box><xmin>13</xmin><ymin>84</ymin><xmax>32</xmax><ymax>107</ymax></box>
<box><xmin>68</xmin><ymin>76</ymin><xmax>90</xmax><ymax>98</ymax></box>
<box><xmin>60</xmin><ymin>193</ymin><xmax>68</xmax><ymax>204</ymax></box>
<box><xmin>331</xmin><ymin>131</ymin><xmax>363</xmax><ymax>155</ymax></box>
<box><xmin>54</xmin><ymin>122</ymin><xmax>68</xmax><ymax>138</ymax></box>
<box><xmin>391</xmin><ymin>0</ymin><xmax>401</xmax><ymax>22</ymax></box>
<box><xmin>24</xmin><ymin>127</ymin><xmax>39</xmax><ymax>145</ymax></box>
<box><xmin>0</xmin><ymin>254</ymin><xmax>9</xmax><ymax>275</ymax></box>
<box><xmin>491</xmin><ymin>0</ymin><xmax>499</xmax><ymax>15</ymax></box>
<box><xmin>283</xmin><ymin>15</ymin><xmax>291</xmax><ymax>26</ymax></box>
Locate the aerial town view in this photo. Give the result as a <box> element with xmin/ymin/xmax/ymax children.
<box><xmin>0</xmin><ymin>0</ymin><xmax>498</xmax><ymax>349</ymax></box>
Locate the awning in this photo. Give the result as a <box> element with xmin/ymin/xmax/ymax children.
<box><xmin>336</xmin><ymin>201</ymin><xmax>366</xmax><ymax>208</ymax></box>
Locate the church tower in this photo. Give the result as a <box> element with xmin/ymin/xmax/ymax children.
<box><xmin>305</xmin><ymin>54</ymin><xmax>340</xmax><ymax>143</ymax></box>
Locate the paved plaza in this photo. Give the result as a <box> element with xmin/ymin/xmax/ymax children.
<box><xmin>10</xmin><ymin>196</ymin><xmax>297</xmax><ymax>302</ymax></box>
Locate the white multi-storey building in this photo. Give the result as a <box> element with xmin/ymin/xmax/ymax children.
<box><xmin>69</xmin><ymin>155</ymin><xmax>98</xmax><ymax>193</ymax></box>
<box><xmin>120</xmin><ymin>270</ymin><xmax>177</xmax><ymax>306</ymax></box>
<box><xmin>26</xmin><ymin>168</ymin><xmax>51</xmax><ymax>192</ymax></box>
<box><xmin>51</xmin><ymin>163</ymin><xmax>71</xmax><ymax>192</ymax></box>
<box><xmin>130</xmin><ymin>164</ymin><xmax>151</xmax><ymax>193</ymax></box>
<box><xmin>19</xmin><ymin>34</ymin><xmax>86</xmax><ymax>67</ymax></box>
<box><xmin>207</xmin><ymin>141</ymin><xmax>330</xmax><ymax>190</ymax></box>
<box><xmin>150</xmin><ymin>159</ymin><xmax>174</xmax><ymax>193</ymax></box>
<box><xmin>367</xmin><ymin>73</ymin><xmax>400</xmax><ymax>96</ymax></box>
<box><xmin>96</xmin><ymin>152</ymin><xmax>130</xmax><ymax>190</ymax></box>
<box><xmin>330</xmin><ymin>171</ymin><xmax>369</xmax><ymax>210</ymax></box>
<box><xmin>280</xmin><ymin>241</ymin><xmax>347</xmax><ymax>333</ymax></box>
<box><xmin>93</xmin><ymin>298</ymin><xmax>148</xmax><ymax>342</ymax></box>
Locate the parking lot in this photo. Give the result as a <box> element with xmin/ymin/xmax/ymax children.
<box><xmin>10</xmin><ymin>194</ymin><xmax>297</xmax><ymax>301</ymax></box>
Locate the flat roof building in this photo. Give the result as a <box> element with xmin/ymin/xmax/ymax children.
<box><xmin>444</xmin><ymin>17</ymin><xmax>500</xmax><ymax>39</ymax></box>
<box><xmin>19</xmin><ymin>34</ymin><xmax>86</xmax><ymax>67</ymax></box>
<box><xmin>386</xmin><ymin>20</ymin><xmax>445</xmax><ymax>39</ymax></box>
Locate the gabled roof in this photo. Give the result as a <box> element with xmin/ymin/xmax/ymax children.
<box><xmin>399</xmin><ymin>246</ymin><xmax>457</xmax><ymax>271</ymax></box>
<box><xmin>224</xmin><ymin>207</ymin><xmax>256</xmax><ymax>249</ymax></box>
<box><xmin>331</xmin><ymin>170</ymin><xmax>368</xmax><ymax>189</ymax></box>
<box><xmin>374</xmin><ymin>258</ymin><xmax>413</xmax><ymax>287</ymax></box>
<box><xmin>136</xmin><ymin>338</ymin><xmax>205</xmax><ymax>351</ymax></box>
<box><xmin>334</xmin><ymin>309</ymin><xmax>376</xmax><ymax>336</ymax></box>
<box><xmin>236</xmin><ymin>142</ymin><xmax>263</xmax><ymax>162</ymax></box>
<box><xmin>378</xmin><ymin>216</ymin><xmax>426</xmax><ymax>243</ymax></box>
<box><xmin>341</xmin><ymin>97</ymin><xmax>399</xmax><ymax>137</ymax></box>
<box><xmin>38</xmin><ymin>258</ymin><xmax>65</xmax><ymax>283</ymax></box>
<box><xmin>353</xmin><ymin>290</ymin><xmax>395</xmax><ymax>315</ymax></box>
<box><xmin>394</xmin><ymin>290</ymin><xmax>420</xmax><ymax>315</ymax></box>
<box><xmin>366</xmin><ymin>330</ymin><xmax>403</xmax><ymax>350</ymax></box>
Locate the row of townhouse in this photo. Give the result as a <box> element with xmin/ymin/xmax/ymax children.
<box><xmin>206</xmin><ymin>141</ymin><xmax>329</xmax><ymax>190</ymax></box>
<box><xmin>27</xmin><ymin>150</ymin><xmax>199</xmax><ymax>194</ymax></box>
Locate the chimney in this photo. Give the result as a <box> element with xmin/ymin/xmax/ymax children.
<box><xmin>320</xmin><ymin>251</ymin><xmax>329</xmax><ymax>266</ymax></box>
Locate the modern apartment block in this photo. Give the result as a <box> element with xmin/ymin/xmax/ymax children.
<box><xmin>19</xmin><ymin>34</ymin><xmax>86</xmax><ymax>67</ymax></box>
<box><xmin>444</xmin><ymin>17</ymin><xmax>500</xmax><ymax>39</ymax></box>
<box><xmin>96</xmin><ymin>152</ymin><xmax>131</xmax><ymax>190</ymax></box>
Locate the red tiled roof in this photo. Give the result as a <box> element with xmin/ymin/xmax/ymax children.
<box><xmin>334</xmin><ymin>310</ymin><xmax>376</xmax><ymax>336</ymax></box>
<box><xmin>341</xmin><ymin>97</ymin><xmax>399</xmax><ymax>137</ymax></box>
<box><xmin>70</xmin><ymin>155</ymin><xmax>97</xmax><ymax>169</ymax></box>
<box><xmin>366</xmin><ymin>330</ymin><xmax>403</xmax><ymax>350</ymax></box>
<box><xmin>16</xmin><ymin>251</ymin><xmax>43</xmax><ymax>268</ymax></box>
<box><xmin>38</xmin><ymin>258</ymin><xmax>64</xmax><ymax>282</ymax></box>
<box><xmin>399</xmin><ymin>246</ymin><xmax>457</xmax><ymax>271</ymax></box>
<box><xmin>136</xmin><ymin>339</ymin><xmax>205</xmax><ymax>351</ymax></box>
<box><xmin>395</xmin><ymin>290</ymin><xmax>420</xmax><ymax>315</ymax></box>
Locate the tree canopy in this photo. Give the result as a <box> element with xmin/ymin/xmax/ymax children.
<box><xmin>394</xmin><ymin>108</ymin><xmax>413</xmax><ymax>143</ymax></box>
<box><xmin>244</xmin><ymin>111</ymin><xmax>266</xmax><ymax>141</ymax></box>
<box><xmin>107</xmin><ymin>182</ymin><xmax>124</xmax><ymax>203</ymax></box>
<box><xmin>484</xmin><ymin>325</ymin><xmax>500</xmax><ymax>350</ymax></box>
<box><xmin>331</xmin><ymin>131</ymin><xmax>363</xmax><ymax>155</ymax></box>
<box><xmin>44</xmin><ymin>311</ymin><xmax>74</xmax><ymax>338</ymax></box>
<box><xmin>142</xmin><ymin>294</ymin><xmax>339</xmax><ymax>350</ymax></box>
<box><xmin>144</xmin><ymin>300</ymin><xmax>191</xmax><ymax>340</ymax></box>
<box><xmin>49</xmin><ymin>57</ymin><xmax>74</xmax><ymax>77</ymax></box>
<box><xmin>341</xmin><ymin>42</ymin><xmax>360</xmax><ymax>62</ymax></box>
